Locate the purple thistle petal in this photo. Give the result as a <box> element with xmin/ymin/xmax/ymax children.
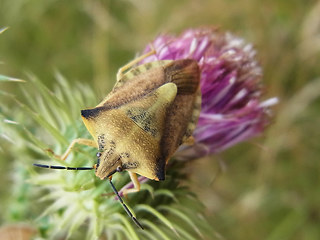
<box><xmin>139</xmin><ymin>27</ymin><xmax>277</xmax><ymax>160</ymax></box>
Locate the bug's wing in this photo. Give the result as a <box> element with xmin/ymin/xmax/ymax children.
<box><xmin>120</xmin><ymin>60</ymin><xmax>201</xmax><ymax>181</ymax></box>
<box><xmin>95</xmin><ymin>60</ymin><xmax>172</xmax><ymax>109</ymax></box>
<box><xmin>165</xmin><ymin>59</ymin><xmax>200</xmax><ymax>95</ymax></box>
<box><xmin>160</xmin><ymin>60</ymin><xmax>201</xmax><ymax>161</ymax></box>
<box><xmin>121</xmin><ymin>82</ymin><xmax>177</xmax><ymax>140</ymax></box>
<box><xmin>118</xmin><ymin>82</ymin><xmax>178</xmax><ymax>180</ymax></box>
<box><xmin>94</xmin><ymin>59</ymin><xmax>199</xmax><ymax>115</ymax></box>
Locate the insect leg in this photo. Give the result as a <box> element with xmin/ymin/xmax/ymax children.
<box><xmin>116</xmin><ymin>46</ymin><xmax>156</xmax><ymax>80</ymax></box>
<box><xmin>60</xmin><ymin>138</ymin><xmax>97</xmax><ymax>161</ymax></box>
<box><xmin>122</xmin><ymin>172</ymin><xmax>141</xmax><ymax>197</ymax></box>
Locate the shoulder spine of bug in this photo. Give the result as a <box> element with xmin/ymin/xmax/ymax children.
<box><xmin>34</xmin><ymin>49</ymin><xmax>201</xmax><ymax>229</ymax></box>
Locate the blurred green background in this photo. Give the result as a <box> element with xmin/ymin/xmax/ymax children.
<box><xmin>0</xmin><ymin>0</ymin><xmax>319</xmax><ymax>239</ymax></box>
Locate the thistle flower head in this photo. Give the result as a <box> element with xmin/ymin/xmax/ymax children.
<box><xmin>141</xmin><ymin>28</ymin><xmax>278</xmax><ymax>160</ymax></box>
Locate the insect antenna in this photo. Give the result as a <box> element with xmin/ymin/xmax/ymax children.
<box><xmin>33</xmin><ymin>163</ymin><xmax>143</xmax><ymax>229</ymax></box>
<box><xmin>109</xmin><ymin>179</ymin><xmax>144</xmax><ymax>230</ymax></box>
<box><xmin>33</xmin><ymin>163</ymin><xmax>94</xmax><ymax>170</ymax></box>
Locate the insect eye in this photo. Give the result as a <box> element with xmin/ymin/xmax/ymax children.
<box><xmin>96</xmin><ymin>152</ymin><xmax>102</xmax><ymax>158</ymax></box>
<box><xmin>116</xmin><ymin>166</ymin><xmax>122</xmax><ymax>172</ymax></box>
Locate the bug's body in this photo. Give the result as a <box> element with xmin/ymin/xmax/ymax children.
<box><xmin>81</xmin><ymin>59</ymin><xmax>201</xmax><ymax>181</ymax></box>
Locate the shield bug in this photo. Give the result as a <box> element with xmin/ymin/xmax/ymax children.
<box><xmin>34</xmin><ymin>50</ymin><xmax>201</xmax><ymax>228</ymax></box>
